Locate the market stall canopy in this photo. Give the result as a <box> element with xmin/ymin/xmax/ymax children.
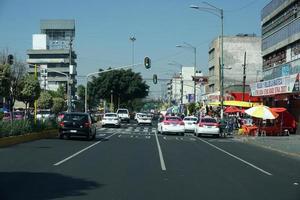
<box><xmin>270</xmin><ymin>107</ymin><xmax>287</xmax><ymax>113</ymax></box>
<box><xmin>245</xmin><ymin>105</ymin><xmax>279</xmax><ymax>119</ymax></box>
<box><xmin>224</xmin><ymin>106</ymin><xmax>242</xmax><ymax>113</ymax></box>
<box><xmin>208</xmin><ymin>101</ymin><xmax>259</xmax><ymax>108</ymax></box>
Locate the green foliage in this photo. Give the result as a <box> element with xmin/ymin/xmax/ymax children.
<box><xmin>0</xmin><ymin>112</ymin><xmax>4</xmax><ymax>120</ymax></box>
<box><xmin>0</xmin><ymin>64</ymin><xmax>11</xmax><ymax>97</ymax></box>
<box><xmin>17</xmin><ymin>74</ymin><xmax>41</xmax><ymax>105</ymax></box>
<box><xmin>48</xmin><ymin>85</ymin><xmax>66</xmax><ymax>99</ymax></box>
<box><xmin>188</xmin><ymin>103</ymin><xmax>196</xmax><ymax>115</ymax></box>
<box><xmin>0</xmin><ymin>119</ymin><xmax>58</xmax><ymax>138</ymax></box>
<box><xmin>51</xmin><ymin>97</ymin><xmax>65</xmax><ymax>114</ymax></box>
<box><xmin>88</xmin><ymin>69</ymin><xmax>149</xmax><ymax>109</ymax></box>
<box><xmin>38</xmin><ymin>91</ymin><xmax>53</xmax><ymax>109</ymax></box>
<box><xmin>77</xmin><ymin>84</ymin><xmax>85</xmax><ymax>101</ymax></box>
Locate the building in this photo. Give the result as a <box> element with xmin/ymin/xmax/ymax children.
<box><xmin>205</xmin><ymin>34</ymin><xmax>262</xmax><ymax>102</ymax></box>
<box><xmin>250</xmin><ymin>0</ymin><xmax>300</xmax><ymax>123</ymax></box>
<box><xmin>166</xmin><ymin>66</ymin><xmax>201</xmax><ymax>104</ymax></box>
<box><xmin>27</xmin><ymin>19</ymin><xmax>77</xmax><ymax>97</ymax></box>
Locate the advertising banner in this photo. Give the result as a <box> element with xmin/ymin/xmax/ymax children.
<box><xmin>250</xmin><ymin>73</ymin><xmax>298</xmax><ymax>96</ymax></box>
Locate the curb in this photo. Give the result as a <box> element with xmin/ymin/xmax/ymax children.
<box><xmin>0</xmin><ymin>129</ymin><xmax>58</xmax><ymax>148</ymax></box>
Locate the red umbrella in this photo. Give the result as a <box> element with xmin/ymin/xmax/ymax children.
<box><xmin>224</xmin><ymin>106</ymin><xmax>242</xmax><ymax>113</ymax></box>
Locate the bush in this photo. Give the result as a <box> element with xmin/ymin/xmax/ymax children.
<box><xmin>0</xmin><ymin>118</ymin><xmax>58</xmax><ymax>138</ymax></box>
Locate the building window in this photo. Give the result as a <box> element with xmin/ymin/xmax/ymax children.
<box><xmin>209</xmin><ymin>66</ymin><xmax>215</xmax><ymax>76</ymax></box>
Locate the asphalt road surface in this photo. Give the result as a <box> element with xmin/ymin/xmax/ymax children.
<box><xmin>0</xmin><ymin>121</ymin><xmax>299</xmax><ymax>200</ymax></box>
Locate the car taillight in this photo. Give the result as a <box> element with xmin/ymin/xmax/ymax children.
<box><xmin>199</xmin><ymin>123</ymin><xmax>204</xmax><ymax>127</ymax></box>
<box><xmin>164</xmin><ymin>122</ymin><xmax>170</xmax><ymax>125</ymax></box>
<box><xmin>179</xmin><ymin>122</ymin><xmax>185</xmax><ymax>126</ymax></box>
<box><xmin>84</xmin><ymin>122</ymin><xmax>91</xmax><ymax>128</ymax></box>
<box><xmin>59</xmin><ymin>122</ymin><xmax>64</xmax><ymax>127</ymax></box>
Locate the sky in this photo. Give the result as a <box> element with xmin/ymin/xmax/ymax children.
<box><xmin>0</xmin><ymin>0</ymin><xmax>270</xmax><ymax>98</ymax></box>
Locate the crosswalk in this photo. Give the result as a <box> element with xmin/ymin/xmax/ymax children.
<box><xmin>97</xmin><ymin>124</ymin><xmax>196</xmax><ymax>142</ymax></box>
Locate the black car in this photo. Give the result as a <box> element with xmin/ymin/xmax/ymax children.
<box><xmin>59</xmin><ymin>112</ymin><xmax>97</xmax><ymax>140</ymax></box>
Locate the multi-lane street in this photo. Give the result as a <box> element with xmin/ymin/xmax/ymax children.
<box><xmin>0</xmin><ymin>121</ymin><xmax>299</xmax><ymax>200</ymax></box>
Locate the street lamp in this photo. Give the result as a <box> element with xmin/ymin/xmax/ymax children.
<box><xmin>176</xmin><ymin>42</ymin><xmax>197</xmax><ymax>103</ymax></box>
<box><xmin>168</xmin><ymin>61</ymin><xmax>183</xmax><ymax>104</ymax></box>
<box><xmin>130</xmin><ymin>36</ymin><xmax>136</xmax><ymax>67</ymax></box>
<box><xmin>190</xmin><ymin>2</ymin><xmax>224</xmax><ymax>120</ymax></box>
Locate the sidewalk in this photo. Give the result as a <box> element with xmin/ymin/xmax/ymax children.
<box><xmin>234</xmin><ymin>134</ymin><xmax>300</xmax><ymax>159</ymax></box>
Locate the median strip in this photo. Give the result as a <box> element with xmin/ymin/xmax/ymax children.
<box><xmin>53</xmin><ymin>133</ymin><xmax>117</xmax><ymax>166</ymax></box>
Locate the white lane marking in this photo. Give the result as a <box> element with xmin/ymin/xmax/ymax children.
<box><xmin>54</xmin><ymin>133</ymin><xmax>117</xmax><ymax>166</ymax></box>
<box><xmin>154</xmin><ymin>130</ymin><xmax>166</xmax><ymax>171</ymax></box>
<box><xmin>146</xmin><ymin>136</ymin><xmax>151</xmax><ymax>139</ymax></box>
<box><xmin>196</xmin><ymin>138</ymin><xmax>272</xmax><ymax>176</ymax></box>
<box><xmin>98</xmin><ymin>133</ymin><xmax>106</xmax><ymax>137</ymax></box>
<box><xmin>152</xmin><ymin>129</ymin><xmax>156</xmax><ymax>133</ymax></box>
<box><xmin>143</xmin><ymin>129</ymin><xmax>148</xmax><ymax>133</ymax></box>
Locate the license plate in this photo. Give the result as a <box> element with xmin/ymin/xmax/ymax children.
<box><xmin>70</xmin><ymin>130</ymin><xmax>77</xmax><ymax>133</ymax></box>
<box><xmin>172</xmin><ymin>124</ymin><xmax>177</xmax><ymax>126</ymax></box>
<box><xmin>188</xmin><ymin>123</ymin><xmax>192</xmax><ymax>125</ymax></box>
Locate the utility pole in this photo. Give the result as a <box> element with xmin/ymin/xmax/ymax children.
<box><xmin>242</xmin><ymin>52</ymin><xmax>247</xmax><ymax>102</ymax></box>
<box><xmin>68</xmin><ymin>38</ymin><xmax>73</xmax><ymax>112</ymax></box>
<box><xmin>110</xmin><ymin>90</ymin><xmax>114</xmax><ymax>112</ymax></box>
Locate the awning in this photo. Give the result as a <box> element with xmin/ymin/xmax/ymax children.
<box><xmin>208</xmin><ymin>101</ymin><xmax>259</xmax><ymax>108</ymax></box>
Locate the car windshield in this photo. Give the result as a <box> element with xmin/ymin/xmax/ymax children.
<box><xmin>201</xmin><ymin>118</ymin><xmax>217</xmax><ymax>123</ymax></box>
<box><xmin>105</xmin><ymin>114</ymin><xmax>117</xmax><ymax>117</ymax></box>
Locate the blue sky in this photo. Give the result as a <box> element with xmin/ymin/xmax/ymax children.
<box><xmin>0</xmin><ymin>0</ymin><xmax>270</xmax><ymax>97</ymax></box>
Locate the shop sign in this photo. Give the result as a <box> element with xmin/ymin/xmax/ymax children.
<box><xmin>250</xmin><ymin>73</ymin><xmax>298</xmax><ymax>96</ymax></box>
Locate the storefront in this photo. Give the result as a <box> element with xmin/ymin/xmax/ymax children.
<box><xmin>250</xmin><ymin>73</ymin><xmax>300</xmax><ymax>123</ymax></box>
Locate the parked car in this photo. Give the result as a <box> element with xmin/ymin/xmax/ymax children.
<box><xmin>37</xmin><ymin>110</ymin><xmax>54</xmax><ymax>121</ymax></box>
<box><xmin>157</xmin><ymin>116</ymin><xmax>185</xmax><ymax>136</ymax></box>
<box><xmin>2</xmin><ymin>111</ymin><xmax>24</xmax><ymax>121</ymax></box>
<box><xmin>194</xmin><ymin>117</ymin><xmax>220</xmax><ymax>137</ymax></box>
<box><xmin>137</xmin><ymin>113</ymin><xmax>152</xmax><ymax>125</ymax></box>
<box><xmin>58</xmin><ymin>112</ymin><xmax>97</xmax><ymax>140</ymax></box>
<box><xmin>101</xmin><ymin>113</ymin><xmax>121</xmax><ymax>127</ymax></box>
<box><xmin>116</xmin><ymin>108</ymin><xmax>130</xmax><ymax>123</ymax></box>
<box><xmin>183</xmin><ymin>116</ymin><xmax>198</xmax><ymax>132</ymax></box>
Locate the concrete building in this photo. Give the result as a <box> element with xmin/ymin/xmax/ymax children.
<box><xmin>205</xmin><ymin>34</ymin><xmax>262</xmax><ymax>102</ymax></box>
<box><xmin>250</xmin><ymin>0</ymin><xmax>300</xmax><ymax>124</ymax></box>
<box><xmin>166</xmin><ymin>66</ymin><xmax>202</xmax><ymax>104</ymax></box>
<box><xmin>27</xmin><ymin>19</ymin><xmax>77</xmax><ymax>96</ymax></box>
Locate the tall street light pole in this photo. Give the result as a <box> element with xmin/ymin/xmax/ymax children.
<box><xmin>176</xmin><ymin>43</ymin><xmax>197</xmax><ymax>103</ymax></box>
<box><xmin>130</xmin><ymin>36</ymin><xmax>136</xmax><ymax>67</ymax></box>
<box><xmin>190</xmin><ymin>2</ymin><xmax>224</xmax><ymax>120</ymax></box>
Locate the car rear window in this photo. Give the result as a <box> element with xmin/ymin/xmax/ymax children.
<box><xmin>184</xmin><ymin>117</ymin><xmax>197</xmax><ymax>121</ymax></box>
<box><xmin>105</xmin><ymin>114</ymin><xmax>117</xmax><ymax>117</ymax></box>
<box><xmin>64</xmin><ymin>114</ymin><xmax>88</xmax><ymax>122</ymax></box>
<box><xmin>166</xmin><ymin>117</ymin><xmax>181</xmax><ymax>121</ymax></box>
<box><xmin>201</xmin><ymin>118</ymin><xmax>217</xmax><ymax>123</ymax></box>
<box><xmin>117</xmin><ymin>110</ymin><xmax>128</xmax><ymax>114</ymax></box>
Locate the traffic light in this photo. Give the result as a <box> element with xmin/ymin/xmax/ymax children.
<box><xmin>7</xmin><ymin>54</ymin><xmax>14</xmax><ymax>65</ymax></box>
<box><xmin>153</xmin><ymin>74</ymin><xmax>158</xmax><ymax>84</ymax></box>
<box><xmin>144</xmin><ymin>57</ymin><xmax>151</xmax><ymax>69</ymax></box>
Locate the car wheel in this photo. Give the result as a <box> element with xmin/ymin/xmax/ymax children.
<box><xmin>181</xmin><ymin>132</ymin><xmax>185</xmax><ymax>136</ymax></box>
<box><xmin>59</xmin><ymin>133</ymin><xmax>64</xmax><ymax>139</ymax></box>
<box><xmin>86</xmin><ymin>132</ymin><xmax>91</xmax><ymax>140</ymax></box>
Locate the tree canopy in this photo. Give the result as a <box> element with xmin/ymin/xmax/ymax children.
<box><xmin>88</xmin><ymin>69</ymin><xmax>149</xmax><ymax>110</ymax></box>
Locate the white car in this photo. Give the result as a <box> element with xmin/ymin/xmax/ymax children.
<box><xmin>157</xmin><ymin>116</ymin><xmax>185</xmax><ymax>136</ymax></box>
<box><xmin>137</xmin><ymin>113</ymin><xmax>152</xmax><ymax>125</ymax></box>
<box><xmin>194</xmin><ymin>117</ymin><xmax>220</xmax><ymax>137</ymax></box>
<box><xmin>116</xmin><ymin>108</ymin><xmax>130</xmax><ymax>123</ymax></box>
<box><xmin>183</xmin><ymin>116</ymin><xmax>198</xmax><ymax>132</ymax></box>
<box><xmin>102</xmin><ymin>113</ymin><xmax>121</xmax><ymax>127</ymax></box>
<box><xmin>134</xmin><ymin>113</ymin><xmax>143</xmax><ymax>121</ymax></box>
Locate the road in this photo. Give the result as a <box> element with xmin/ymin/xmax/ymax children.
<box><xmin>0</xmin><ymin>121</ymin><xmax>299</xmax><ymax>200</ymax></box>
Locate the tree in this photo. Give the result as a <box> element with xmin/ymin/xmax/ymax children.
<box><xmin>51</xmin><ymin>97</ymin><xmax>65</xmax><ymax>114</ymax></box>
<box><xmin>187</xmin><ymin>103</ymin><xmax>196</xmax><ymax>115</ymax></box>
<box><xmin>0</xmin><ymin>51</ymin><xmax>26</xmax><ymax>118</ymax></box>
<box><xmin>0</xmin><ymin>64</ymin><xmax>11</xmax><ymax>97</ymax></box>
<box><xmin>88</xmin><ymin>69</ymin><xmax>149</xmax><ymax>110</ymax></box>
<box><xmin>38</xmin><ymin>91</ymin><xmax>53</xmax><ymax>109</ymax></box>
<box><xmin>48</xmin><ymin>85</ymin><xmax>66</xmax><ymax>99</ymax></box>
<box><xmin>17</xmin><ymin>75</ymin><xmax>41</xmax><ymax>116</ymax></box>
<box><xmin>77</xmin><ymin>84</ymin><xmax>85</xmax><ymax>101</ymax></box>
